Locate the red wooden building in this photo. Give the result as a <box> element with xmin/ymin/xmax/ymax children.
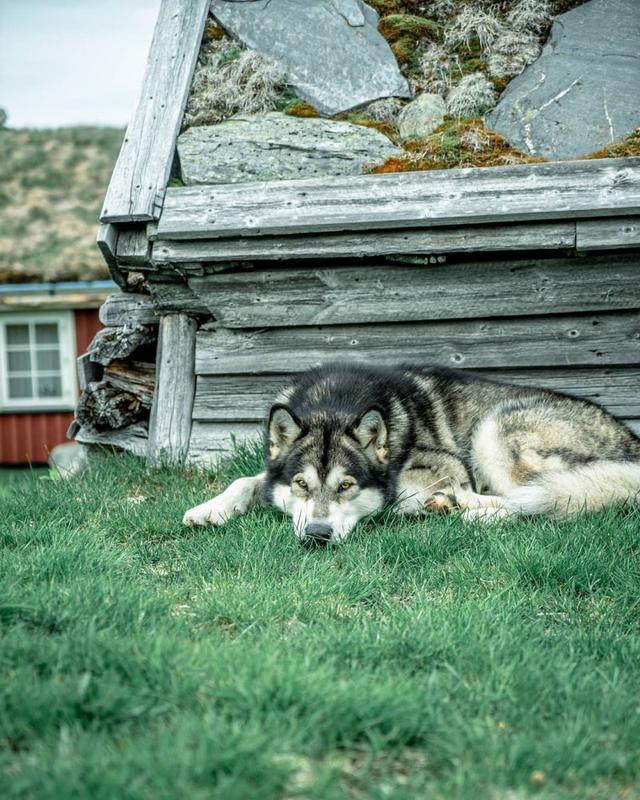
<box><xmin>0</xmin><ymin>281</ymin><xmax>113</xmax><ymax>464</ymax></box>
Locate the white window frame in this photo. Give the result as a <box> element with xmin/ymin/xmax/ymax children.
<box><xmin>0</xmin><ymin>311</ymin><xmax>78</xmax><ymax>412</ymax></box>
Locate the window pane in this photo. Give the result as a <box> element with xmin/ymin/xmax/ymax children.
<box><xmin>35</xmin><ymin>323</ymin><xmax>59</xmax><ymax>345</ymax></box>
<box><xmin>6</xmin><ymin>325</ymin><xmax>30</xmax><ymax>345</ymax></box>
<box><xmin>37</xmin><ymin>375</ymin><xmax>62</xmax><ymax>398</ymax></box>
<box><xmin>36</xmin><ymin>349</ymin><xmax>61</xmax><ymax>371</ymax></box>
<box><xmin>8</xmin><ymin>376</ymin><xmax>33</xmax><ymax>398</ymax></box>
<box><xmin>7</xmin><ymin>350</ymin><xmax>31</xmax><ymax>372</ymax></box>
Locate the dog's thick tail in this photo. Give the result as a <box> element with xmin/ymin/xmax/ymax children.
<box><xmin>505</xmin><ymin>461</ymin><xmax>640</xmax><ymax>517</ymax></box>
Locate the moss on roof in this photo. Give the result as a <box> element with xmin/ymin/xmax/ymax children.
<box><xmin>0</xmin><ymin>127</ymin><xmax>123</xmax><ymax>284</ymax></box>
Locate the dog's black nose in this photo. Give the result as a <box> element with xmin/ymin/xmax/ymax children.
<box><xmin>304</xmin><ymin>523</ymin><xmax>333</xmax><ymax>545</ymax></box>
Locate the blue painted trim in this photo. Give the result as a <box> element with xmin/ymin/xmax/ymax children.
<box><xmin>0</xmin><ymin>280</ymin><xmax>117</xmax><ymax>296</ymax></box>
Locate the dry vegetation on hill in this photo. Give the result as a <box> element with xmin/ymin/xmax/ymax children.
<box><xmin>0</xmin><ymin>127</ymin><xmax>123</xmax><ymax>284</ymax></box>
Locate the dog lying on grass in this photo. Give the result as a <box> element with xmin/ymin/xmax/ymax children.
<box><xmin>184</xmin><ymin>364</ymin><xmax>640</xmax><ymax>545</ymax></box>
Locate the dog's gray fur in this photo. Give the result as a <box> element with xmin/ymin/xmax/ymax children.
<box><xmin>184</xmin><ymin>364</ymin><xmax>640</xmax><ymax>543</ymax></box>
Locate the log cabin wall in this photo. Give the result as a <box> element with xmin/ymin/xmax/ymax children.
<box><xmin>166</xmin><ymin>249</ymin><xmax>640</xmax><ymax>465</ymax></box>
<box><xmin>77</xmin><ymin>156</ymin><xmax>640</xmax><ymax>466</ymax></box>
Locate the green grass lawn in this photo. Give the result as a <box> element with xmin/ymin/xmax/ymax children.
<box><xmin>1</xmin><ymin>450</ymin><xmax>639</xmax><ymax>800</ymax></box>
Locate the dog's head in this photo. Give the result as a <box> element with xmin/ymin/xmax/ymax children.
<box><xmin>265</xmin><ymin>404</ymin><xmax>389</xmax><ymax>544</ymax></box>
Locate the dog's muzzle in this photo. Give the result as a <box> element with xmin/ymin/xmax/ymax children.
<box><xmin>303</xmin><ymin>522</ymin><xmax>333</xmax><ymax>546</ymax></box>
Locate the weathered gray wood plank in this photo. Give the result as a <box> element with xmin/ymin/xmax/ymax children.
<box><xmin>195</xmin><ymin>312</ymin><xmax>640</xmax><ymax>374</ymax></box>
<box><xmin>151</xmin><ymin>222</ymin><xmax>576</xmax><ymax>263</ymax></box>
<box><xmin>193</xmin><ymin>368</ymin><xmax>640</xmax><ymax>422</ymax></box>
<box><xmin>148</xmin><ymin>314</ymin><xmax>197</xmax><ymax>464</ymax></box>
<box><xmin>75</xmin><ymin>423</ymin><xmax>149</xmax><ymax>458</ymax></box>
<box><xmin>96</xmin><ymin>223</ymin><xmax>127</xmax><ymax>289</ymax></box>
<box><xmin>99</xmin><ymin>293</ymin><xmax>158</xmax><ymax>327</ymax></box>
<box><xmin>187</xmin><ymin>417</ymin><xmax>640</xmax><ymax>464</ymax></box>
<box><xmin>173</xmin><ymin>254</ymin><xmax>640</xmax><ymax>328</ymax></box>
<box><xmin>576</xmin><ymin>217</ymin><xmax>640</xmax><ymax>251</ymax></box>
<box><xmin>150</xmin><ymin>281</ymin><xmax>210</xmax><ymax>316</ymax></box>
<box><xmin>157</xmin><ymin>158</ymin><xmax>640</xmax><ymax>240</ymax></box>
<box><xmin>187</xmin><ymin>421</ymin><xmax>261</xmax><ymax>464</ymax></box>
<box><xmin>100</xmin><ymin>0</ymin><xmax>210</xmax><ymax>223</ymax></box>
<box><xmin>116</xmin><ymin>225</ymin><xmax>150</xmax><ymax>265</ymax></box>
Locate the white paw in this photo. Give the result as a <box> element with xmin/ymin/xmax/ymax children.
<box><xmin>183</xmin><ymin>498</ymin><xmax>231</xmax><ymax>528</ymax></box>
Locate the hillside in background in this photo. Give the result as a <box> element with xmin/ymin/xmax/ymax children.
<box><xmin>0</xmin><ymin>127</ymin><xmax>123</xmax><ymax>284</ymax></box>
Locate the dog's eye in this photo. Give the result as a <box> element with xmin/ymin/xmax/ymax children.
<box><xmin>294</xmin><ymin>478</ymin><xmax>308</xmax><ymax>490</ymax></box>
<box><xmin>338</xmin><ymin>481</ymin><xmax>354</xmax><ymax>493</ymax></box>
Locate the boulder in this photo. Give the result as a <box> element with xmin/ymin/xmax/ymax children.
<box><xmin>177</xmin><ymin>112</ymin><xmax>401</xmax><ymax>184</ymax></box>
<box><xmin>210</xmin><ymin>0</ymin><xmax>411</xmax><ymax>115</ymax></box>
<box><xmin>487</xmin><ymin>0</ymin><xmax>640</xmax><ymax>160</ymax></box>
<box><xmin>397</xmin><ymin>93</ymin><xmax>445</xmax><ymax>141</ymax></box>
<box><xmin>49</xmin><ymin>443</ymin><xmax>89</xmax><ymax>478</ymax></box>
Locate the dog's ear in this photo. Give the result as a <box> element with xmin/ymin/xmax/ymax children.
<box><xmin>352</xmin><ymin>408</ymin><xmax>389</xmax><ymax>464</ymax></box>
<box><xmin>268</xmin><ymin>404</ymin><xmax>304</xmax><ymax>461</ymax></box>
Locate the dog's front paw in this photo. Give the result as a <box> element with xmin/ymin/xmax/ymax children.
<box><xmin>183</xmin><ymin>498</ymin><xmax>229</xmax><ymax>528</ymax></box>
<box><xmin>424</xmin><ymin>491</ymin><xmax>458</xmax><ymax>515</ymax></box>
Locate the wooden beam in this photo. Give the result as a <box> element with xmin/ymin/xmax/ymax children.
<box><xmin>576</xmin><ymin>217</ymin><xmax>640</xmax><ymax>251</ymax></box>
<box><xmin>75</xmin><ymin>423</ymin><xmax>150</xmax><ymax>458</ymax></box>
<box><xmin>148</xmin><ymin>314</ymin><xmax>197</xmax><ymax>464</ymax></box>
<box><xmin>193</xmin><ymin>368</ymin><xmax>640</xmax><ymax>422</ymax></box>
<box><xmin>156</xmin><ymin>157</ymin><xmax>640</xmax><ymax>240</ymax></box>
<box><xmin>195</xmin><ymin>311</ymin><xmax>640</xmax><ymax>375</ymax></box>
<box><xmin>151</xmin><ymin>221</ymin><xmax>576</xmax><ymax>263</ymax></box>
<box><xmin>100</xmin><ymin>0</ymin><xmax>210</xmax><ymax>223</ymax></box>
<box><xmin>99</xmin><ymin>292</ymin><xmax>159</xmax><ymax>327</ymax></box>
<box><xmin>116</xmin><ymin>225</ymin><xmax>151</xmax><ymax>265</ymax></box>
<box><xmin>165</xmin><ymin>254</ymin><xmax>640</xmax><ymax>328</ymax></box>
<box><xmin>96</xmin><ymin>223</ymin><xmax>127</xmax><ymax>289</ymax></box>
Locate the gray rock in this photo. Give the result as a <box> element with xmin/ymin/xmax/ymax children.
<box><xmin>49</xmin><ymin>443</ymin><xmax>90</xmax><ymax>478</ymax></box>
<box><xmin>177</xmin><ymin>112</ymin><xmax>401</xmax><ymax>184</ymax></box>
<box><xmin>210</xmin><ymin>0</ymin><xmax>411</xmax><ymax>115</ymax></box>
<box><xmin>397</xmin><ymin>93</ymin><xmax>445</xmax><ymax>141</ymax></box>
<box><xmin>487</xmin><ymin>0</ymin><xmax>640</xmax><ymax>159</ymax></box>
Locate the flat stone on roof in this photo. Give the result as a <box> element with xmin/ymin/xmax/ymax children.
<box><xmin>210</xmin><ymin>0</ymin><xmax>411</xmax><ymax>115</ymax></box>
<box><xmin>487</xmin><ymin>0</ymin><xmax>640</xmax><ymax>159</ymax></box>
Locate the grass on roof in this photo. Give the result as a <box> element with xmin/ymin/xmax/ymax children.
<box><xmin>1</xmin><ymin>449</ymin><xmax>640</xmax><ymax>799</ymax></box>
<box><xmin>0</xmin><ymin>127</ymin><xmax>123</xmax><ymax>284</ymax></box>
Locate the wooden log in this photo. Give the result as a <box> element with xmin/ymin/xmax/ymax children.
<box><xmin>99</xmin><ymin>293</ymin><xmax>158</xmax><ymax>327</ymax></box>
<box><xmin>116</xmin><ymin>225</ymin><xmax>150</xmax><ymax>265</ymax></box>
<box><xmin>103</xmin><ymin>360</ymin><xmax>156</xmax><ymax>409</ymax></box>
<box><xmin>75</xmin><ymin>423</ymin><xmax>149</xmax><ymax>458</ymax></box>
<box><xmin>628</xmin><ymin>420</ymin><xmax>640</xmax><ymax>437</ymax></box>
<box><xmin>148</xmin><ymin>314</ymin><xmax>197</xmax><ymax>464</ymax></box>
<box><xmin>576</xmin><ymin>217</ymin><xmax>640</xmax><ymax>251</ymax></box>
<box><xmin>100</xmin><ymin>0</ymin><xmax>210</xmax><ymax>223</ymax></box>
<box><xmin>96</xmin><ymin>223</ymin><xmax>127</xmax><ymax>289</ymax></box>
<box><xmin>192</xmin><ymin>368</ymin><xmax>640</xmax><ymax>422</ymax></box>
<box><xmin>88</xmin><ymin>325</ymin><xmax>156</xmax><ymax>366</ymax></box>
<box><xmin>172</xmin><ymin>254</ymin><xmax>640</xmax><ymax>328</ymax></box>
<box><xmin>195</xmin><ymin>311</ymin><xmax>640</xmax><ymax>375</ymax></box>
<box><xmin>75</xmin><ymin>381</ymin><xmax>147</xmax><ymax>431</ymax></box>
<box><xmin>77</xmin><ymin>353</ymin><xmax>103</xmax><ymax>391</ymax></box>
<box><xmin>187</xmin><ymin>421</ymin><xmax>262</xmax><ymax>465</ymax></box>
<box><xmin>156</xmin><ymin>157</ymin><xmax>640</xmax><ymax>240</ymax></box>
<box><xmin>150</xmin><ymin>281</ymin><xmax>210</xmax><ymax>316</ymax></box>
<box><xmin>151</xmin><ymin>221</ymin><xmax>576</xmax><ymax>263</ymax></box>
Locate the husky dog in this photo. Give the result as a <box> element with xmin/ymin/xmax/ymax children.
<box><xmin>183</xmin><ymin>364</ymin><xmax>640</xmax><ymax>544</ymax></box>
